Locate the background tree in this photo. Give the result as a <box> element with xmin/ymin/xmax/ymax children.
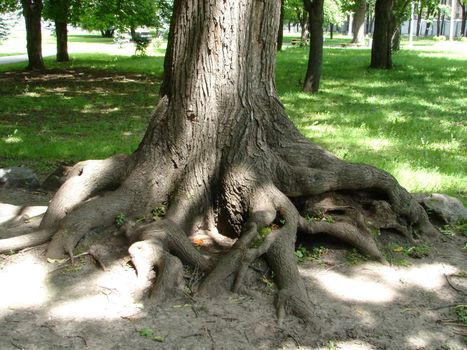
<box><xmin>303</xmin><ymin>0</ymin><xmax>324</xmax><ymax>93</ymax></box>
<box><xmin>370</xmin><ymin>0</ymin><xmax>394</xmax><ymax>68</ymax></box>
<box><xmin>21</xmin><ymin>0</ymin><xmax>45</xmax><ymax>70</ymax></box>
<box><xmin>459</xmin><ymin>0</ymin><xmax>466</xmax><ymax>36</ymax></box>
<box><xmin>278</xmin><ymin>0</ymin><xmax>284</xmax><ymax>50</ymax></box>
<box><xmin>284</xmin><ymin>0</ymin><xmax>309</xmax><ymax>43</ymax></box>
<box><xmin>350</xmin><ymin>0</ymin><xmax>367</xmax><ymax>44</ymax></box>
<box><xmin>42</xmin><ymin>0</ymin><xmax>79</xmax><ymax>62</ymax></box>
<box><xmin>78</xmin><ymin>0</ymin><xmax>172</xmax><ymax>39</ymax></box>
<box><xmin>324</xmin><ymin>0</ymin><xmax>346</xmax><ymax>39</ymax></box>
<box><xmin>0</xmin><ymin>0</ymin><xmax>437</xmax><ymax>323</ymax></box>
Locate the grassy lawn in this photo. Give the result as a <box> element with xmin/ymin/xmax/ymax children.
<box><xmin>0</xmin><ymin>42</ymin><xmax>465</xmax><ymax>201</ymax></box>
<box><xmin>0</xmin><ymin>53</ymin><xmax>24</xmax><ymax>57</ymax></box>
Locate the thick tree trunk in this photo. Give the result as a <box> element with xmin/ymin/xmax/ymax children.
<box><xmin>21</xmin><ymin>0</ymin><xmax>44</xmax><ymax>70</ymax></box>
<box><xmin>351</xmin><ymin>0</ymin><xmax>366</xmax><ymax>44</ymax></box>
<box><xmin>277</xmin><ymin>0</ymin><xmax>284</xmax><ymax>51</ymax></box>
<box><xmin>303</xmin><ymin>0</ymin><xmax>324</xmax><ymax>93</ymax></box>
<box><xmin>1</xmin><ymin>0</ymin><xmax>438</xmax><ymax>325</ymax></box>
<box><xmin>55</xmin><ymin>20</ymin><xmax>69</xmax><ymax>62</ymax></box>
<box><xmin>371</xmin><ymin>0</ymin><xmax>394</xmax><ymax>69</ymax></box>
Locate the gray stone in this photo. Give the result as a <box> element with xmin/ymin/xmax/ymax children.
<box><xmin>0</xmin><ymin>167</ymin><xmax>40</xmax><ymax>189</ymax></box>
<box><xmin>413</xmin><ymin>193</ymin><xmax>467</xmax><ymax>224</ymax></box>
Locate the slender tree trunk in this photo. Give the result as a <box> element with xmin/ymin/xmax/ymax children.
<box><xmin>371</xmin><ymin>0</ymin><xmax>394</xmax><ymax>69</ymax></box>
<box><xmin>100</xmin><ymin>29</ymin><xmax>114</xmax><ymax>38</ymax></box>
<box><xmin>330</xmin><ymin>23</ymin><xmax>334</xmax><ymax>39</ymax></box>
<box><xmin>347</xmin><ymin>14</ymin><xmax>353</xmax><ymax>36</ymax></box>
<box><xmin>55</xmin><ymin>20</ymin><xmax>69</xmax><ymax>62</ymax></box>
<box><xmin>392</xmin><ymin>25</ymin><xmax>401</xmax><ymax>50</ymax></box>
<box><xmin>424</xmin><ymin>8</ymin><xmax>432</xmax><ymax>36</ymax></box>
<box><xmin>303</xmin><ymin>0</ymin><xmax>324</xmax><ymax>93</ymax></box>
<box><xmin>351</xmin><ymin>0</ymin><xmax>366</xmax><ymax>44</ymax></box>
<box><xmin>21</xmin><ymin>0</ymin><xmax>44</xmax><ymax>70</ymax></box>
<box><xmin>277</xmin><ymin>0</ymin><xmax>284</xmax><ymax>51</ymax></box>
<box><xmin>437</xmin><ymin>5</ymin><xmax>441</xmax><ymax>35</ymax></box>
<box><xmin>460</xmin><ymin>1</ymin><xmax>466</xmax><ymax>36</ymax></box>
<box><xmin>441</xmin><ymin>0</ymin><xmax>446</xmax><ymax>35</ymax></box>
<box><xmin>300</xmin><ymin>10</ymin><xmax>309</xmax><ymax>44</ymax></box>
<box><xmin>416</xmin><ymin>3</ymin><xmax>423</xmax><ymax>36</ymax></box>
<box><xmin>130</xmin><ymin>26</ymin><xmax>137</xmax><ymax>40</ymax></box>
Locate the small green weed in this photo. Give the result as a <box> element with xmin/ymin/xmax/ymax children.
<box><xmin>387</xmin><ymin>243</ymin><xmax>431</xmax><ymax>259</ymax></box>
<box><xmin>305</xmin><ymin>210</ymin><xmax>334</xmax><ymax>224</ymax></box>
<box><xmin>327</xmin><ymin>340</ymin><xmax>336</xmax><ymax>350</ymax></box>
<box><xmin>115</xmin><ymin>213</ymin><xmax>126</xmax><ymax>228</ymax></box>
<box><xmin>441</xmin><ymin>219</ymin><xmax>467</xmax><ymax>237</ymax></box>
<box><xmin>454</xmin><ymin>304</ymin><xmax>467</xmax><ymax>325</ymax></box>
<box><xmin>252</xmin><ymin>226</ymin><xmax>272</xmax><ymax>248</ymax></box>
<box><xmin>294</xmin><ymin>244</ymin><xmax>327</xmax><ymax>263</ymax></box>
<box><xmin>345</xmin><ymin>248</ymin><xmax>368</xmax><ymax>265</ymax></box>
<box><xmin>151</xmin><ymin>205</ymin><xmax>166</xmax><ymax>221</ymax></box>
<box><xmin>138</xmin><ymin>327</ymin><xmax>165</xmax><ymax>342</ymax></box>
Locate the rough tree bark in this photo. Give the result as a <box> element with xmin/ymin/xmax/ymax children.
<box><xmin>371</xmin><ymin>0</ymin><xmax>394</xmax><ymax>69</ymax></box>
<box><xmin>351</xmin><ymin>0</ymin><xmax>366</xmax><ymax>44</ymax></box>
<box><xmin>303</xmin><ymin>0</ymin><xmax>324</xmax><ymax>93</ymax></box>
<box><xmin>55</xmin><ymin>19</ymin><xmax>69</xmax><ymax>62</ymax></box>
<box><xmin>21</xmin><ymin>0</ymin><xmax>45</xmax><ymax>70</ymax></box>
<box><xmin>0</xmin><ymin>0</ymin><xmax>437</xmax><ymax>323</ymax></box>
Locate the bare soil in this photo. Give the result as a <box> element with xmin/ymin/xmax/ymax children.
<box><xmin>0</xmin><ymin>187</ymin><xmax>466</xmax><ymax>350</ymax></box>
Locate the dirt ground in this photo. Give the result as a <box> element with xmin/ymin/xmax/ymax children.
<box><xmin>0</xmin><ymin>187</ymin><xmax>465</xmax><ymax>350</ymax></box>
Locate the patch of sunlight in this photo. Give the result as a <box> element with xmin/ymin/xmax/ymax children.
<box><xmin>0</xmin><ymin>255</ymin><xmax>50</xmax><ymax>312</ymax></box>
<box><xmin>361</xmin><ymin>138</ymin><xmax>392</xmax><ymax>151</ymax></box>
<box><xmin>81</xmin><ymin>104</ymin><xmax>97</xmax><ymax>113</ymax></box>
<box><xmin>49</xmin><ymin>262</ymin><xmax>141</xmax><ymax>320</ymax></box>
<box><xmin>22</xmin><ymin>92</ymin><xmax>41</xmax><ymax>97</ymax></box>
<box><xmin>308</xmin><ymin>270</ymin><xmax>396</xmax><ymax>303</ymax></box>
<box><xmin>406</xmin><ymin>330</ymin><xmax>459</xmax><ymax>350</ymax></box>
<box><xmin>362</xmin><ymin>263</ymin><xmax>458</xmax><ymax>293</ymax></box>
<box><xmin>102</xmin><ymin>107</ymin><xmax>120</xmax><ymax>114</ymax></box>
<box><xmin>428</xmin><ymin>141</ymin><xmax>461</xmax><ymax>152</ymax></box>
<box><xmin>2</xmin><ymin>135</ymin><xmax>23</xmax><ymax>144</ymax></box>
<box><xmin>393</xmin><ymin>164</ymin><xmax>445</xmax><ymax>193</ymax></box>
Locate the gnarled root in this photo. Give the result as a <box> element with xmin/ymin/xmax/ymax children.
<box><xmin>127</xmin><ymin>219</ymin><xmax>210</xmax><ymax>303</ymax></box>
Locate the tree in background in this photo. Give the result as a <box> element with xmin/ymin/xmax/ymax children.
<box><xmin>278</xmin><ymin>0</ymin><xmax>284</xmax><ymax>50</ymax></box>
<box><xmin>78</xmin><ymin>0</ymin><xmax>172</xmax><ymax>39</ymax></box>
<box><xmin>370</xmin><ymin>0</ymin><xmax>394</xmax><ymax>68</ymax></box>
<box><xmin>21</xmin><ymin>0</ymin><xmax>45</xmax><ymax>69</ymax></box>
<box><xmin>303</xmin><ymin>0</ymin><xmax>324</xmax><ymax>93</ymax></box>
<box><xmin>351</xmin><ymin>0</ymin><xmax>367</xmax><ymax>44</ymax></box>
<box><xmin>284</xmin><ymin>0</ymin><xmax>309</xmax><ymax>44</ymax></box>
<box><xmin>43</xmin><ymin>0</ymin><xmax>79</xmax><ymax>62</ymax></box>
<box><xmin>459</xmin><ymin>0</ymin><xmax>466</xmax><ymax>36</ymax></box>
<box><xmin>324</xmin><ymin>0</ymin><xmax>346</xmax><ymax>39</ymax></box>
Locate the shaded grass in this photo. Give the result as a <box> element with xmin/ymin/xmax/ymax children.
<box><xmin>0</xmin><ymin>45</ymin><xmax>465</xmax><ymax>202</ymax></box>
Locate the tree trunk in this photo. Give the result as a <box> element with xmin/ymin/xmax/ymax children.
<box><xmin>300</xmin><ymin>10</ymin><xmax>309</xmax><ymax>44</ymax></box>
<box><xmin>1</xmin><ymin>0</ymin><xmax>438</xmax><ymax>324</ymax></box>
<box><xmin>100</xmin><ymin>29</ymin><xmax>114</xmax><ymax>38</ymax></box>
<box><xmin>55</xmin><ymin>20</ymin><xmax>69</xmax><ymax>62</ymax></box>
<box><xmin>21</xmin><ymin>0</ymin><xmax>44</xmax><ymax>70</ymax></box>
<box><xmin>392</xmin><ymin>25</ymin><xmax>401</xmax><ymax>51</ymax></box>
<box><xmin>424</xmin><ymin>8</ymin><xmax>432</xmax><ymax>36</ymax></box>
<box><xmin>303</xmin><ymin>0</ymin><xmax>324</xmax><ymax>93</ymax></box>
<box><xmin>130</xmin><ymin>26</ymin><xmax>137</xmax><ymax>40</ymax></box>
<box><xmin>330</xmin><ymin>23</ymin><xmax>334</xmax><ymax>39</ymax></box>
<box><xmin>416</xmin><ymin>3</ymin><xmax>423</xmax><ymax>36</ymax></box>
<box><xmin>277</xmin><ymin>0</ymin><xmax>284</xmax><ymax>51</ymax></box>
<box><xmin>371</xmin><ymin>0</ymin><xmax>394</xmax><ymax>69</ymax></box>
<box><xmin>460</xmin><ymin>1</ymin><xmax>466</xmax><ymax>36</ymax></box>
<box><xmin>351</xmin><ymin>0</ymin><xmax>366</xmax><ymax>44</ymax></box>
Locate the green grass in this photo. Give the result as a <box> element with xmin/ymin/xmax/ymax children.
<box><xmin>0</xmin><ymin>42</ymin><xmax>465</xmax><ymax>203</ymax></box>
<box><xmin>0</xmin><ymin>53</ymin><xmax>24</xmax><ymax>57</ymax></box>
<box><xmin>276</xmin><ymin>44</ymin><xmax>466</xmax><ymax>200</ymax></box>
<box><xmin>67</xmin><ymin>34</ymin><xmax>115</xmax><ymax>44</ymax></box>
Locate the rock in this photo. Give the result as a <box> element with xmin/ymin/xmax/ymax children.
<box><xmin>0</xmin><ymin>167</ymin><xmax>40</xmax><ymax>189</ymax></box>
<box><xmin>413</xmin><ymin>193</ymin><xmax>467</xmax><ymax>224</ymax></box>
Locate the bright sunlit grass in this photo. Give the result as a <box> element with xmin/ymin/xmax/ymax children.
<box><xmin>0</xmin><ymin>37</ymin><xmax>465</xmax><ymax>201</ymax></box>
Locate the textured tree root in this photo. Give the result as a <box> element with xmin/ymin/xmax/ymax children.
<box><xmin>0</xmin><ymin>117</ymin><xmax>439</xmax><ymax>324</ymax></box>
